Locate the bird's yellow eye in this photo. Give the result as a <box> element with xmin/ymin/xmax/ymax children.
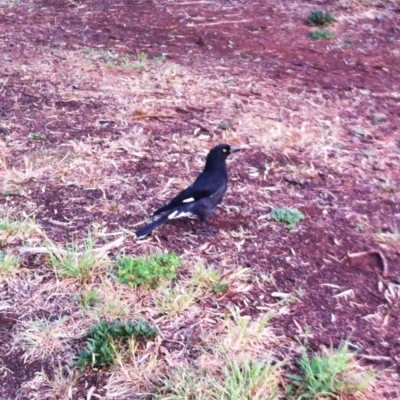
<box><xmin>222</xmin><ymin>148</ymin><xmax>227</xmax><ymax>153</ymax></box>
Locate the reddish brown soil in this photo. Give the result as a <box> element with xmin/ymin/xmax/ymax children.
<box><xmin>1</xmin><ymin>0</ymin><xmax>400</xmax><ymax>398</ymax></box>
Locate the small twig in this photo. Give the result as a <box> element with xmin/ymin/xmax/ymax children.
<box><xmin>0</xmin><ymin>106</ymin><xmax>9</xmax><ymax>118</ymax></box>
<box><xmin>168</xmin><ymin>1</ymin><xmax>212</xmax><ymax>5</ymax></box>
<box><xmin>131</xmin><ymin>114</ymin><xmax>175</xmax><ymax>120</ymax></box>
<box><xmin>95</xmin><ymin>236</ymin><xmax>125</xmax><ymax>257</ymax></box>
<box><xmin>175</xmin><ymin>105</ymin><xmax>206</xmax><ymax>113</ymax></box>
<box><xmin>120</xmin><ymin>227</ymin><xmax>138</xmax><ymax>236</ymax></box>
<box><xmin>19</xmin><ymin>236</ymin><xmax>125</xmax><ymax>258</ymax></box>
<box><xmin>0</xmin><ymin>127</ymin><xmax>10</xmax><ymax>136</ymax></box>
<box><xmin>19</xmin><ymin>246</ymin><xmax>66</xmax><ymax>257</ymax></box>
<box><xmin>358</xmin><ymin>354</ymin><xmax>392</xmax><ymax>362</ymax></box>
<box><xmin>184</xmin><ymin>119</ymin><xmax>210</xmax><ymax>133</ymax></box>
<box><xmin>187</xmin><ymin>19</ymin><xmax>251</xmax><ymax>27</ymax></box>
<box><xmin>47</xmin><ymin>218</ymin><xmax>71</xmax><ymax>226</ymax></box>
<box><xmin>284</xmin><ymin>175</ymin><xmax>305</xmax><ymax>186</ymax></box>
<box><xmin>347</xmin><ymin>249</ymin><xmax>389</xmax><ymax>278</ymax></box>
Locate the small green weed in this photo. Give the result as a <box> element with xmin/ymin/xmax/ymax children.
<box><xmin>121</xmin><ymin>56</ymin><xmax>134</xmax><ymax>69</ymax></box>
<box><xmin>153</xmin><ymin>54</ymin><xmax>166</xmax><ymax>62</ymax></box>
<box><xmin>121</xmin><ymin>53</ymin><xmax>148</xmax><ymax>69</ymax></box>
<box><xmin>310</xmin><ymin>29</ymin><xmax>334</xmax><ymax>40</ymax></box>
<box><xmin>0</xmin><ymin>250</ymin><xmax>20</xmax><ymax>276</ymax></box>
<box><xmin>114</xmin><ymin>252</ymin><xmax>181</xmax><ymax>288</ymax></box>
<box><xmin>46</xmin><ymin>233</ymin><xmax>105</xmax><ymax>282</ymax></box>
<box><xmin>157</xmin><ymin>356</ymin><xmax>281</xmax><ymax>400</ymax></box>
<box><xmin>156</xmin><ymin>367</ymin><xmax>211</xmax><ymax>399</ymax></box>
<box><xmin>352</xmin><ymin>128</ymin><xmax>370</xmax><ymax>138</ymax></box>
<box><xmin>74</xmin><ymin>288</ymin><xmax>101</xmax><ymax>309</ymax></box>
<box><xmin>137</xmin><ymin>51</ymin><xmax>148</xmax><ymax>61</ymax></box>
<box><xmin>271</xmin><ymin>207</ymin><xmax>304</xmax><ymax>229</ymax></box>
<box><xmin>105</xmin><ymin>59</ymin><xmax>115</xmax><ymax>68</ymax></box>
<box><xmin>217</xmin><ymin>122</ymin><xmax>232</xmax><ymax>131</ymax></box>
<box><xmin>372</xmin><ymin>113</ymin><xmax>386</xmax><ymax>125</ymax></box>
<box><xmin>0</xmin><ymin>212</ymin><xmax>26</xmax><ymax>235</ymax></box>
<box><xmin>101</xmin><ymin>296</ymin><xmax>129</xmax><ymax>318</ymax></box>
<box><xmin>191</xmin><ymin>263</ymin><xmax>229</xmax><ymax>295</ymax></box>
<box><xmin>376</xmin><ymin>225</ymin><xmax>400</xmax><ymax>246</ymax></box>
<box><xmin>154</xmin><ymin>284</ymin><xmax>197</xmax><ymax>316</ymax></box>
<box><xmin>378</xmin><ymin>177</ymin><xmax>397</xmax><ymax>193</ymax></box>
<box><xmin>134</xmin><ymin>52</ymin><xmax>148</xmax><ymax>70</ymax></box>
<box><xmin>286</xmin><ymin>343</ymin><xmax>375</xmax><ymax>399</ymax></box>
<box><xmin>342</xmin><ymin>38</ymin><xmax>353</xmax><ymax>49</ymax></box>
<box><xmin>75</xmin><ymin>319</ymin><xmax>158</xmax><ymax>369</ymax></box>
<box><xmin>216</xmin><ymin>357</ymin><xmax>280</xmax><ymax>400</ymax></box>
<box><xmin>212</xmin><ymin>282</ymin><xmax>229</xmax><ymax>295</ymax></box>
<box><xmin>307</xmin><ymin>10</ymin><xmax>335</xmax><ymax>26</ymax></box>
<box><xmin>28</xmin><ymin>133</ymin><xmax>46</xmax><ymax>141</ymax></box>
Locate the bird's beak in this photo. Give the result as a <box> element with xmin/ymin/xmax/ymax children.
<box><xmin>230</xmin><ymin>145</ymin><xmax>249</xmax><ymax>153</ymax></box>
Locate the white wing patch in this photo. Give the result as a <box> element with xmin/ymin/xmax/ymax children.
<box><xmin>182</xmin><ymin>197</ymin><xmax>195</xmax><ymax>203</ymax></box>
<box><xmin>168</xmin><ymin>210</ymin><xmax>197</xmax><ymax>220</ymax></box>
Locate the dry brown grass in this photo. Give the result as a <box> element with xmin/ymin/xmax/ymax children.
<box><xmin>1</xmin><ymin>1</ymin><xmax>399</xmax><ymax>398</ymax></box>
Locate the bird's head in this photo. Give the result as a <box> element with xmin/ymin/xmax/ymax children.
<box><xmin>204</xmin><ymin>143</ymin><xmax>248</xmax><ymax>170</ymax></box>
<box><xmin>211</xmin><ymin>144</ymin><xmax>247</xmax><ymax>158</ymax></box>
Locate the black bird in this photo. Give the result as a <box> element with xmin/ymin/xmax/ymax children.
<box><xmin>135</xmin><ymin>144</ymin><xmax>245</xmax><ymax>238</ymax></box>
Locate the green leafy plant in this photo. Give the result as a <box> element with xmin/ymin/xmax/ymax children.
<box><xmin>307</xmin><ymin>10</ymin><xmax>335</xmax><ymax>26</ymax></box>
<box><xmin>286</xmin><ymin>343</ymin><xmax>375</xmax><ymax>399</ymax></box>
<box><xmin>271</xmin><ymin>207</ymin><xmax>304</xmax><ymax>229</ymax></box>
<box><xmin>114</xmin><ymin>252</ymin><xmax>181</xmax><ymax>288</ymax></box>
<box><xmin>310</xmin><ymin>29</ymin><xmax>334</xmax><ymax>40</ymax></box>
<box><xmin>75</xmin><ymin>319</ymin><xmax>158</xmax><ymax>369</ymax></box>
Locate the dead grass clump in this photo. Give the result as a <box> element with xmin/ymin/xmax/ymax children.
<box><xmin>156</xmin><ymin>306</ymin><xmax>285</xmax><ymax>399</ymax></box>
<box><xmin>1</xmin><ymin>1</ymin><xmax>399</xmax><ymax>398</ymax></box>
<box><xmin>31</xmin><ymin>364</ymin><xmax>79</xmax><ymax>400</ymax></box>
<box><xmin>0</xmin><ymin>211</ymin><xmax>42</xmax><ymax>245</ymax></box>
<box><xmin>12</xmin><ymin>316</ymin><xmax>74</xmax><ymax>363</ymax></box>
<box><xmin>105</xmin><ymin>339</ymin><xmax>164</xmax><ymax>398</ymax></box>
<box><xmin>45</xmin><ymin>233</ymin><xmax>111</xmax><ymax>283</ymax></box>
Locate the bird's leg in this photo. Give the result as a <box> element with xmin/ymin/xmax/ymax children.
<box><xmin>196</xmin><ymin>221</ymin><xmax>218</xmax><ymax>237</ymax></box>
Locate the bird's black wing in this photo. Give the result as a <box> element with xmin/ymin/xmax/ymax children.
<box><xmin>153</xmin><ymin>170</ymin><xmax>225</xmax><ymax>216</ymax></box>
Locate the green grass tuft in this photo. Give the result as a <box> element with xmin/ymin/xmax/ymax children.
<box><xmin>0</xmin><ymin>250</ymin><xmax>20</xmax><ymax>276</ymax></box>
<box><xmin>73</xmin><ymin>287</ymin><xmax>101</xmax><ymax>309</ymax></box>
<box><xmin>46</xmin><ymin>232</ymin><xmax>105</xmax><ymax>282</ymax></box>
<box><xmin>287</xmin><ymin>343</ymin><xmax>375</xmax><ymax>398</ymax></box>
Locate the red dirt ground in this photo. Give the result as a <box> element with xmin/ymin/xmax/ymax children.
<box><xmin>1</xmin><ymin>0</ymin><xmax>400</xmax><ymax>398</ymax></box>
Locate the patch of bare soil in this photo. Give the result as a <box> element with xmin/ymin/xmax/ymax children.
<box><xmin>1</xmin><ymin>0</ymin><xmax>400</xmax><ymax>398</ymax></box>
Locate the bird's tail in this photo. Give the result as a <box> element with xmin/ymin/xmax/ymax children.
<box><xmin>135</xmin><ymin>214</ymin><xmax>170</xmax><ymax>238</ymax></box>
